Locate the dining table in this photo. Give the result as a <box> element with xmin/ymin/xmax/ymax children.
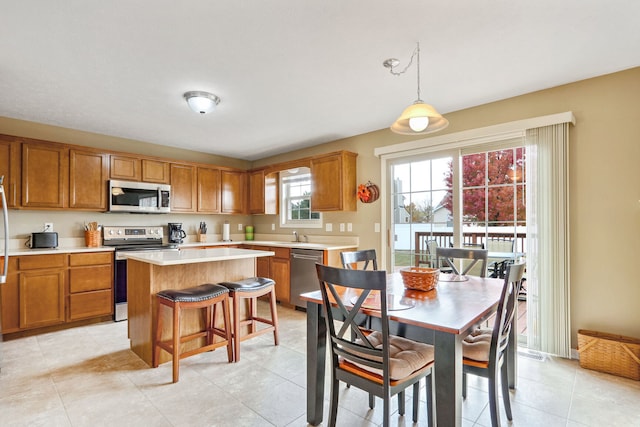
<box><xmin>301</xmin><ymin>271</ymin><xmax>516</xmax><ymax>427</ymax></box>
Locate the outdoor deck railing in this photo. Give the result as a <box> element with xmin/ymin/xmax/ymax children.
<box><xmin>414</xmin><ymin>230</ymin><xmax>527</xmax><ymax>267</ymax></box>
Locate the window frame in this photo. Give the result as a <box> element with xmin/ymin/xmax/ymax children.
<box><xmin>279</xmin><ymin>167</ymin><xmax>322</xmax><ymax>229</ymax></box>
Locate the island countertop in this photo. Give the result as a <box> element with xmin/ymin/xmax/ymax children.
<box><xmin>120</xmin><ymin>247</ymin><xmax>275</xmax><ymax>266</ymax></box>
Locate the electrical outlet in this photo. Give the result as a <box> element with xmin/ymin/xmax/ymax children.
<box><xmin>374</xmin><ymin>223</ymin><xmax>380</xmax><ymax>233</ymax></box>
<box><xmin>339</xmin><ymin>223</ymin><xmax>345</xmax><ymax>232</ymax></box>
<box><xmin>347</xmin><ymin>223</ymin><xmax>353</xmax><ymax>232</ymax></box>
<box><xmin>44</xmin><ymin>223</ymin><xmax>53</xmax><ymax>232</ymax></box>
<box><xmin>325</xmin><ymin>223</ymin><xmax>332</xmax><ymax>232</ymax></box>
<box><xmin>238</xmin><ymin>223</ymin><xmax>243</xmax><ymax>231</ymax></box>
<box><xmin>271</xmin><ymin>223</ymin><xmax>275</xmax><ymax>231</ymax></box>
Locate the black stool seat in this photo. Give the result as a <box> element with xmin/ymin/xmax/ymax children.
<box><xmin>219</xmin><ymin>277</ymin><xmax>275</xmax><ymax>292</ymax></box>
<box><xmin>157</xmin><ymin>283</ymin><xmax>228</xmax><ymax>303</ymax></box>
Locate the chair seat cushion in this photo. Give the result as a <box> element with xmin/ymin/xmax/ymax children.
<box><xmin>351</xmin><ymin>331</ymin><xmax>434</xmax><ymax>380</ymax></box>
<box><xmin>218</xmin><ymin>277</ymin><xmax>275</xmax><ymax>292</ymax></box>
<box><xmin>157</xmin><ymin>283</ymin><xmax>228</xmax><ymax>303</ymax></box>
<box><xmin>462</xmin><ymin>328</ymin><xmax>493</xmax><ymax>362</ymax></box>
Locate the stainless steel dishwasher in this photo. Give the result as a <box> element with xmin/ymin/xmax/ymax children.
<box><xmin>290</xmin><ymin>248</ymin><xmax>324</xmax><ymax>309</ymax></box>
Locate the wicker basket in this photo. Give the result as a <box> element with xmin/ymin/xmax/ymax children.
<box><xmin>577</xmin><ymin>329</ymin><xmax>640</xmax><ymax>380</ymax></box>
<box><xmin>400</xmin><ymin>267</ymin><xmax>439</xmax><ymax>291</ymax></box>
<box><xmin>84</xmin><ymin>230</ymin><xmax>100</xmax><ymax>247</ymax></box>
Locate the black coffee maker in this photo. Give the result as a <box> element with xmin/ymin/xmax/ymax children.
<box><xmin>168</xmin><ymin>223</ymin><xmax>186</xmax><ymax>244</ymax></box>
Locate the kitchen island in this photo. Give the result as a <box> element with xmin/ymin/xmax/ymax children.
<box><xmin>122</xmin><ymin>247</ymin><xmax>275</xmax><ymax>366</ymax></box>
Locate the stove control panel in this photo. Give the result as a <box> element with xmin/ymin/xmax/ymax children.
<box><xmin>103</xmin><ymin>226</ymin><xmax>164</xmax><ymax>241</ymax></box>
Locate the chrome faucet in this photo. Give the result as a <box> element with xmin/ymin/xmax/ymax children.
<box><xmin>293</xmin><ymin>231</ymin><xmax>299</xmax><ymax>242</ymax></box>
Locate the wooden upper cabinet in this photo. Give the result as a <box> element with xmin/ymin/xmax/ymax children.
<box><xmin>141</xmin><ymin>159</ymin><xmax>170</xmax><ymax>184</ymax></box>
<box><xmin>22</xmin><ymin>142</ymin><xmax>69</xmax><ymax>209</ymax></box>
<box><xmin>197</xmin><ymin>167</ymin><xmax>221</xmax><ymax>213</ymax></box>
<box><xmin>110</xmin><ymin>155</ymin><xmax>141</xmax><ymax>181</ymax></box>
<box><xmin>248</xmin><ymin>169</ymin><xmax>265</xmax><ymax>214</ymax></box>
<box><xmin>248</xmin><ymin>169</ymin><xmax>279</xmax><ymax>215</ymax></box>
<box><xmin>0</xmin><ymin>136</ymin><xmax>21</xmax><ymax>207</ymax></box>
<box><xmin>221</xmin><ymin>170</ymin><xmax>247</xmax><ymax>214</ymax></box>
<box><xmin>69</xmin><ymin>149</ymin><xmax>108</xmax><ymax>210</ymax></box>
<box><xmin>311</xmin><ymin>151</ymin><xmax>357</xmax><ymax>212</ymax></box>
<box><xmin>170</xmin><ymin>163</ymin><xmax>197</xmax><ymax>212</ymax></box>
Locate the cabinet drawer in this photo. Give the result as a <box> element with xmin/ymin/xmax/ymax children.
<box><xmin>18</xmin><ymin>254</ymin><xmax>66</xmax><ymax>270</ymax></box>
<box><xmin>69</xmin><ymin>265</ymin><xmax>112</xmax><ymax>292</ymax></box>
<box><xmin>271</xmin><ymin>247</ymin><xmax>290</xmax><ymax>259</ymax></box>
<box><xmin>69</xmin><ymin>252</ymin><xmax>112</xmax><ymax>266</ymax></box>
<box><xmin>69</xmin><ymin>290</ymin><xmax>112</xmax><ymax>320</ymax></box>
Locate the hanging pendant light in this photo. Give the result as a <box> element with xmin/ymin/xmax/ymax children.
<box><xmin>385</xmin><ymin>43</ymin><xmax>448</xmax><ymax>135</ymax></box>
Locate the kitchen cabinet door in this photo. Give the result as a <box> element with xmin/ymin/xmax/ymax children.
<box><xmin>248</xmin><ymin>170</ymin><xmax>279</xmax><ymax>215</ymax></box>
<box><xmin>197</xmin><ymin>167</ymin><xmax>221</xmax><ymax>213</ymax></box>
<box><xmin>0</xmin><ymin>136</ymin><xmax>21</xmax><ymax>207</ymax></box>
<box><xmin>141</xmin><ymin>159</ymin><xmax>170</xmax><ymax>184</ymax></box>
<box><xmin>248</xmin><ymin>170</ymin><xmax>266</xmax><ymax>214</ymax></box>
<box><xmin>110</xmin><ymin>155</ymin><xmax>141</xmax><ymax>181</ymax></box>
<box><xmin>19</xmin><ymin>269</ymin><xmax>65</xmax><ymax>329</ymax></box>
<box><xmin>69</xmin><ymin>149</ymin><xmax>108</xmax><ymax>210</ymax></box>
<box><xmin>310</xmin><ymin>151</ymin><xmax>357</xmax><ymax>212</ymax></box>
<box><xmin>221</xmin><ymin>170</ymin><xmax>247</xmax><ymax>214</ymax></box>
<box><xmin>0</xmin><ymin>257</ymin><xmax>20</xmax><ymax>333</ymax></box>
<box><xmin>170</xmin><ymin>163</ymin><xmax>197</xmax><ymax>212</ymax></box>
<box><xmin>21</xmin><ymin>142</ymin><xmax>69</xmax><ymax>208</ymax></box>
<box><xmin>271</xmin><ymin>256</ymin><xmax>290</xmax><ymax>304</ymax></box>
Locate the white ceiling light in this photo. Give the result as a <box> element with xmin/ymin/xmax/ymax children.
<box><xmin>183</xmin><ymin>91</ymin><xmax>220</xmax><ymax>114</ymax></box>
<box><xmin>384</xmin><ymin>42</ymin><xmax>448</xmax><ymax>135</ymax></box>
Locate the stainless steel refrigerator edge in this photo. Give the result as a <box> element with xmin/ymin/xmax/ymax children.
<box><xmin>0</xmin><ymin>176</ymin><xmax>10</xmax><ymax>371</ymax></box>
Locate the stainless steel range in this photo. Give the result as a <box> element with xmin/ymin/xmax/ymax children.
<box><xmin>103</xmin><ymin>226</ymin><xmax>178</xmax><ymax>321</ymax></box>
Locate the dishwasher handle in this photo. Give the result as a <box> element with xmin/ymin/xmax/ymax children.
<box><xmin>291</xmin><ymin>253</ymin><xmax>323</xmax><ymax>262</ymax></box>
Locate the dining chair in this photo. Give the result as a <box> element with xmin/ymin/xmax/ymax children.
<box><xmin>462</xmin><ymin>262</ymin><xmax>526</xmax><ymax>427</ymax></box>
<box><xmin>316</xmin><ymin>264</ymin><xmax>435</xmax><ymax>427</ymax></box>
<box><xmin>340</xmin><ymin>249</ymin><xmax>378</xmax><ymax>271</ymax></box>
<box><xmin>436</xmin><ymin>247</ymin><xmax>489</xmax><ymax>277</ymax></box>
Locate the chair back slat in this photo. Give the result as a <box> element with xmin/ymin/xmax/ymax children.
<box><xmin>436</xmin><ymin>247</ymin><xmax>489</xmax><ymax>277</ymax></box>
<box><xmin>491</xmin><ymin>262</ymin><xmax>526</xmax><ymax>366</ymax></box>
<box><xmin>340</xmin><ymin>249</ymin><xmax>378</xmax><ymax>271</ymax></box>
<box><xmin>316</xmin><ymin>264</ymin><xmax>389</xmax><ymax>374</ymax></box>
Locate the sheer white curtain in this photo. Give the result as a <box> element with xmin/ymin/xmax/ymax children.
<box><xmin>525</xmin><ymin>123</ymin><xmax>571</xmax><ymax>357</ymax></box>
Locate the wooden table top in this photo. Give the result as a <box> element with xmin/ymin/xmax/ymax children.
<box><xmin>301</xmin><ymin>272</ymin><xmax>504</xmax><ymax>335</ymax></box>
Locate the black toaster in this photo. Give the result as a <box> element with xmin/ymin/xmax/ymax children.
<box><xmin>31</xmin><ymin>232</ymin><xmax>59</xmax><ymax>249</ymax></box>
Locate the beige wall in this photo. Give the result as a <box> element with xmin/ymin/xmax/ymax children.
<box><xmin>256</xmin><ymin>67</ymin><xmax>640</xmax><ymax>347</ymax></box>
<box><xmin>2</xmin><ymin>67</ymin><xmax>639</xmax><ymax>347</ymax></box>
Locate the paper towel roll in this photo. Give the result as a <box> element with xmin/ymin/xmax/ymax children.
<box><xmin>222</xmin><ymin>222</ymin><xmax>230</xmax><ymax>241</ymax></box>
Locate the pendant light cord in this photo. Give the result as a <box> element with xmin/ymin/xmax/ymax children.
<box><xmin>386</xmin><ymin>42</ymin><xmax>422</xmax><ymax>101</ymax></box>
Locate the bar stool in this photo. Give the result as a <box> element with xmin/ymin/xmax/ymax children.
<box><xmin>154</xmin><ymin>283</ymin><xmax>233</xmax><ymax>383</ymax></box>
<box><xmin>218</xmin><ymin>277</ymin><xmax>279</xmax><ymax>361</ymax></box>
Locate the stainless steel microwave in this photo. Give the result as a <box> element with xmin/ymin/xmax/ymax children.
<box><xmin>108</xmin><ymin>180</ymin><xmax>171</xmax><ymax>213</ymax></box>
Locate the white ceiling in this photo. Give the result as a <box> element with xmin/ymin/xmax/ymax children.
<box><xmin>2</xmin><ymin>1</ymin><xmax>639</xmax><ymax>161</ymax></box>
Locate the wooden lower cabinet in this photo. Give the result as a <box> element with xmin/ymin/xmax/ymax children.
<box><xmin>68</xmin><ymin>252</ymin><xmax>113</xmax><ymax>320</ymax></box>
<box><xmin>248</xmin><ymin>246</ymin><xmax>291</xmax><ymax>304</ymax></box>
<box><xmin>0</xmin><ymin>251</ymin><xmax>114</xmax><ymax>335</ymax></box>
<box><xmin>19</xmin><ymin>269</ymin><xmax>65</xmax><ymax>329</ymax></box>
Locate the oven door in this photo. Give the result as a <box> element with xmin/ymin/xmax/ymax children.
<box><xmin>113</xmin><ymin>248</ymin><xmax>178</xmax><ymax>321</ymax></box>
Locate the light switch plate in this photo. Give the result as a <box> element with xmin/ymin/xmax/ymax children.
<box><xmin>271</xmin><ymin>223</ymin><xmax>275</xmax><ymax>231</ymax></box>
<box><xmin>347</xmin><ymin>223</ymin><xmax>352</xmax><ymax>232</ymax></box>
<box><xmin>325</xmin><ymin>223</ymin><xmax>332</xmax><ymax>232</ymax></box>
<box><xmin>374</xmin><ymin>223</ymin><xmax>380</xmax><ymax>233</ymax></box>
<box><xmin>339</xmin><ymin>223</ymin><xmax>345</xmax><ymax>232</ymax></box>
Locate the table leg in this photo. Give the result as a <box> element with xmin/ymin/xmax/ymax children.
<box><xmin>307</xmin><ymin>301</ymin><xmax>326</xmax><ymax>426</ymax></box>
<box><xmin>434</xmin><ymin>330</ymin><xmax>463</xmax><ymax>427</ymax></box>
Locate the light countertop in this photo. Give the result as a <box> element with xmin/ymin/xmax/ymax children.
<box><xmin>119</xmin><ymin>247</ymin><xmax>275</xmax><ymax>266</ymax></box>
<box><xmin>178</xmin><ymin>241</ymin><xmax>357</xmax><ymax>251</ymax></box>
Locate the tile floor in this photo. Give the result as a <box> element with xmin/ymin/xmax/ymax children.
<box><xmin>1</xmin><ymin>303</ymin><xmax>640</xmax><ymax>427</ymax></box>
